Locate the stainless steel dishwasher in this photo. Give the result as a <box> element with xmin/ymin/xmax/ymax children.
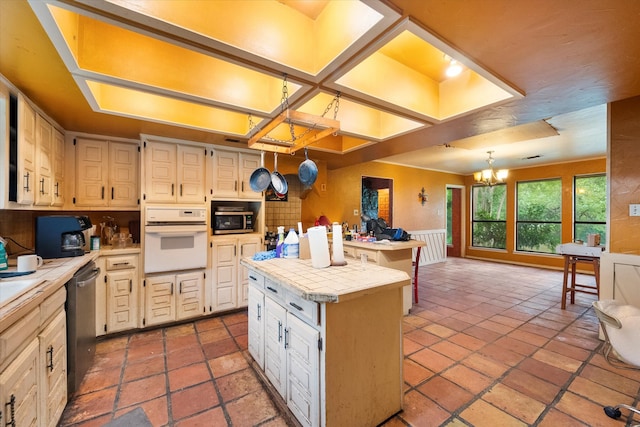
<box><xmin>66</xmin><ymin>260</ymin><xmax>100</xmax><ymax>398</ymax></box>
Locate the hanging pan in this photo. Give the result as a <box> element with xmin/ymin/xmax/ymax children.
<box><xmin>249</xmin><ymin>151</ymin><xmax>271</xmax><ymax>192</ymax></box>
<box><xmin>271</xmin><ymin>152</ymin><xmax>288</xmax><ymax>195</ymax></box>
<box><xmin>298</xmin><ymin>147</ymin><xmax>318</xmax><ymax>186</ymax></box>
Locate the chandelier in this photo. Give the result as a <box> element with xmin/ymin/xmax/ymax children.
<box><xmin>247</xmin><ymin>74</ymin><xmax>340</xmax><ymax>154</ymax></box>
<box><xmin>473</xmin><ymin>151</ymin><xmax>508</xmax><ymax>186</ymax></box>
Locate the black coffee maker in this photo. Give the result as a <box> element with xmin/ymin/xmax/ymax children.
<box><xmin>36</xmin><ymin>215</ymin><xmax>92</xmax><ymax>259</ymax></box>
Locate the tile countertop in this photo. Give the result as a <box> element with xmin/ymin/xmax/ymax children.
<box><xmin>240</xmin><ymin>257</ymin><xmax>411</xmax><ymax>303</ymax></box>
<box><xmin>0</xmin><ymin>252</ymin><xmax>99</xmax><ymax>333</ymax></box>
<box><xmin>341</xmin><ymin>239</ymin><xmax>425</xmax><ymax>251</ymax></box>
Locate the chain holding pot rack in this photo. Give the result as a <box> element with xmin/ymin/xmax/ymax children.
<box><xmin>247</xmin><ymin>74</ymin><xmax>340</xmax><ymax>155</ymax></box>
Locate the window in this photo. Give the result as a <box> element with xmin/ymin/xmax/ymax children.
<box><xmin>472</xmin><ymin>184</ymin><xmax>507</xmax><ymax>249</ymax></box>
<box><xmin>516</xmin><ymin>179</ymin><xmax>562</xmax><ymax>253</ymax></box>
<box><xmin>574</xmin><ymin>174</ymin><xmax>606</xmax><ymax>242</ymax></box>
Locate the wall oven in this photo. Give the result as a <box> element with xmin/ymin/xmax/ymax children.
<box><xmin>144</xmin><ymin>206</ymin><xmax>207</xmax><ymax>274</ymax></box>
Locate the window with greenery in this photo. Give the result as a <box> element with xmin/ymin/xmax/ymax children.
<box><xmin>472</xmin><ymin>184</ymin><xmax>507</xmax><ymax>249</ymax></box>
<box><xmin>516</xmin><ymin>179</ymin><xmax>562</xmax><ymax>253</ymax></box>
<box><xmin>574</xmin><ymin>174</ymin><xmax>606</xmax><ymax>242</ymax></box>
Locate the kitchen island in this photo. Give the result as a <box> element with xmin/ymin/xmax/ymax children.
<box><xmin>241</xmin><ymin>257</ymin><xmax>410</xmax><ymax>427</ymax></box>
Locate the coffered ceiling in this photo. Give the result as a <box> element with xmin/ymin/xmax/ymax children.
<box><xmin>2</xmin><ymin>1</ymin><xmax>640</xmax><ymax>172</ymax></box>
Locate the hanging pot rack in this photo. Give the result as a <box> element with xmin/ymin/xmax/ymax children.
<box><xmin>247</xmin><ymin>74</ymin><xmax>340</xmax><ymax>154</ymax></box>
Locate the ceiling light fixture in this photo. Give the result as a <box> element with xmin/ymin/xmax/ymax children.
<box><xmin>444</xmin><ymin>54</ymin><xmax>463</xmax><ymax>78</ymax></box>
<box><xmin>247</xmin><ymin>74</ymin><xmax>340</xmax><ymax>154</ymax></box>
<box><xmin>473</xmin><ymin>151</ymin><xmax>508</xmax><ymax>186</ymax></box>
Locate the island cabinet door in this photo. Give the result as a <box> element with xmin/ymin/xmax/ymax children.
<box><xmin>247</xmin><ymin>285</ymin><xmax>265</xmax><ymax>369</ymax></box>
<box><xmin>286</xmin><ymin>312</ymin><xmax>320</xmax><ymax>427</ymax></box>
<box><xmin>264</xmin><ymin>298</ymin><xmax>287</xmax><ymax>398</ymax></box>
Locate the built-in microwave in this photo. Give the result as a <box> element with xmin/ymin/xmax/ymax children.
<box><xmin>212</xmin><ymin>208</ymin><xmax>254</xmax><ymax>234</ymax></box>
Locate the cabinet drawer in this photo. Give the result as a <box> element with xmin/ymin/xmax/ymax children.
<box><xmin>40</xmin><ymin>286</ymin><xmax>66</xmax><ymax>325</ymax></box>
<box><xmin>355</xmin><ymin>248</ymin><xmax>378</xmax><ymax>264</ymax></box>
<box><xmin>105</xmin><ymin>255</ymin><xmax>137</xmax><ymax>270</ymax></box>
<box><xmin>342</xmin><ymin>246</ymin><xmax>357</xmax><ymax>259</ymax></box>
<box><xmin>285</xmin><ymin>291</ymin><xmax>319</xmax><ymax>326</ymax></box>
<box><xmin>264</xmin><ymin>279</ymin><xmax>285</xmax><ymax>305</ymax></box>
<box><xmin>0</xmin><ymin>307</ymin><xmax>40</xmax><ymax>366</ymax></box>
<box><xmin>248</xmin><ymin>270</ymin><xmax>265</xmax><ymax>289</ymax></box>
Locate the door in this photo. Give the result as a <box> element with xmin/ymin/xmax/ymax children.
<box><xmin>75</xmin><ymin>138</ymin><xmax>108</xmax><ymax>207</ymax></box>
<box><xmin>247</xmin><ymin>285</ymin><xmax>265</xmax><ymax>369</ymax></box>
<box><xmin>238</xmin><ymin>236</ymin><xmax>262</xmax><ymax>307</ymax></box>
<box><xmin>109</xmin><ymin>142</ymin><xmax>139</xmax><ymax>207</ymax></box>
<box><xmin>177</xmin><ymin>144</ymin><xmax>205</xmax><ymax>203</ymax></box>
<box><xmin>145</xmin><ymin>274</ymin><xmax>176</xmax><ymax>326</ymax></box>
<box><xmin>107</xmin><ymin>268</ymin><xmax>138</xmax><ymax>332</ymax></box>
<box><xmin>176</xmin><ymin>271</ymin><xmax>204</xmax><ymax>320</ymax></box>
<box><xmin>0</xmin><ymin>338</ymin><xmax>39</xmax><ymax>427</ymax></box>
<box><xmin>265</xmin><ymin>298</ymin><xmax>287</xmax><ymax>398</ymax></box>
<box><xmin>211</xmin><ymin>238</ymin><xmax>238</xmax><ymax>311</ymax></box>
<box><xmin>447</xmin><ymin>187</ymin><xmax>462</xmax><ymax>257</ymax></box>
<box><xmin>39</xmin><ymin>311</ymin><xmax>67</xmax><ymax>427</ymax></box>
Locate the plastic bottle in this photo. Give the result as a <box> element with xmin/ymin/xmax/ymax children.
<box><xmin>283</xmin><ymin>228</ymin><xmax>299</xmax><ymax>259</ymax></box>
<box><xmin>275</xmin><ymin>226</ymin><xmax>285</xmax><ymax>258</ymax></box>
<box><xmin>0</xmin><ymin>237</ymin><xmax>8</xmax><ymax>271</ymax></box>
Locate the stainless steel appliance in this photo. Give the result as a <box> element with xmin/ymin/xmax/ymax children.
<box><xmin>36</xmin><ymin>215</ymin><xmax>92</xmax><ymax>259</ymax></box>
<box><xmin>144</xmin><ymin>206</ymin><xmax>207</xmax><ymax>274</ymax></box>
<box><xmin>212</xmin><ymin>207</ymin><xmax>254</xmax><ymax>234</ymax></box>
<box><xmin>66</xmin><ymin>260</ymin><xmax>100</xmax><ymax>398</ymax></box>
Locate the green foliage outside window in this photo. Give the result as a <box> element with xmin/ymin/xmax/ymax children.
<box><xmin>575</xmin><ymin>175</ymin><xmax>606</xmax><ymax>242</ymax></box>
<box><xmin>472</xmin><ymin>185</ymin><xmax>507</xmax><ymax>249</ymax></box>
<box><xmin>446</xmin><ymin>188</ymin><xmax>453</xmax><ymax>245</ymax></box>
<box><xmin>516</xmin><ymin>179</ymin><xmax>562</xmax><ymax>253</ymax></box>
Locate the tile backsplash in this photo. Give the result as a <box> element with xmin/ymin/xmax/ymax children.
<box><xmin>265</xmin><ymin>174</ymin><xmax>302</xmax><ymax>233</ymax></box>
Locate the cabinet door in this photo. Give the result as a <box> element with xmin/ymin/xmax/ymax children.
<box><xmin>211</xmin><ymin>239</ymin><xmax>238</xmax><ymax>311</ymax></box>
<box><xmin>51</xmin><ymin>128</ymin><xmax>65</xmax><ymax>207</ymax></box>
<box><xmin>35</xmin><ymin>114</ymin><xmax>53</xmax><ymax>206</ymax></box>
<box><xmin>247</xmin><ymin>285</ymin><xmax>265</xmax><ymax>369</ymax></box>
<box><xmin>265</xmin><ymin>298</ymin><xmax>287</xmax><ymax>398</ymax></box>
<box><xmin>0</xmin><ymin>338</ymin><xmax>39</xmax><ymax>427</ymax></box>
<box><xmin>176</xmin><ymin>271</ymin><xmax>204</xmax><ymax>320</ymax></box>
<box><xmin>287</xmin><ymin>312</ymin><xmax>320</xmax><ymax>427</ymax></box>
<box><xmin>38</xmin><ymin>311</ymin><xmax>67</xmax><ymax>427</ymax></box>
<box><xmin>107</xmin><ymin>269</ymin><xmax>138</xmax><ymax>333</ymax></box>
<box><xmin>238</xmin><ymin>236</ymin><xmax>262</xmax><ymax>307</ymax></box>
<box><xmin>177</xmin><ymin>145</ymin><xmax>205</xmax><ymax>203</ymax></box>
<box><xmin>17</xmin><ymin>94</ymin><xmax>36</xmax><ymax>205</ymax></box>
<box><xmin>211</xmin><ymin>150</ymin><xmax>239</xmax><ymax>198</ymax></box>
<box><xmin>239</xmin><ymin>152</ymin><xmax>260</xmax><ymax>198</ymax></box>
<box><xmin>144</xmin><ymin>141</ymin><xmax>177</xmax><ymax>203</ymax></box>
<box><xmin>109</xmin><ymin>142</ymin><xmax>139</xmax><ymax>207</ymax></box>
<box><xmin>75</xmin><ymin>138</ymin><xmax>108</xmax><ymax>207</ymax></box>
<box><xmin>144</xmin><ymin>274</ymin><xmax>176</xmax><ymax>327</ymax></box>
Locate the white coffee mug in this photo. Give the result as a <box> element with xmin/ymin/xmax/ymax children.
<box><xmin>17</xmin><ymin>254</ymin><xmax>43</xmax><ymax>272</ymax></box>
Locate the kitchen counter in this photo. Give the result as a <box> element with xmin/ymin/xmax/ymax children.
<box><xmin>240</xmin><ymin>257</ymin><xmax>410</xmax><ymax>303</ymax></box>
<box><xmin>0</xmin><ymin>252</ymin><xmax>99</xmax><ymax>333</ymax></box>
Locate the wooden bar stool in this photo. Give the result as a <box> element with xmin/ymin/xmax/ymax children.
<box><xmin>561</xmin><ymin>254</ymin><xmax>600</xmax><ymax>309</ymax></box>
<box><xmin>412</xmin><ymin>246</ymin><xmax>422</xmax><ymax>303</ymax></box>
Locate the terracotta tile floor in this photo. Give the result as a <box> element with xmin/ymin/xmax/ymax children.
<box><xmin>60</xmin><ymin>258</ymin><xmax>640</xmax><ymax>426</ymax></box>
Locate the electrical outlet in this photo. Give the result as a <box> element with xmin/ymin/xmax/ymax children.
<box><xmin>353</xmin><ymin>209</ymin><xmax>359</xmax><ymax>216</ymax></box>
<box><xmin>321</xmin><ymin>183</ymin><xmax>326</xmax><ymax>191</ymax></box>
<box><xmin>630</xmin><ymin>204</ymin><xmax>640</xmax><ymax>216</ymax></box>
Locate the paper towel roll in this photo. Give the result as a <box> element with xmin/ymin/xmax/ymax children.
<box><xmin>308</xmin><ymin>226</ymin><xmax>330</xmax><ymax>268</ymax></box>
<box><xmin>332</xmin><ymin>223</ymin><xmax>346</xmax><ymax>265</ymax></box>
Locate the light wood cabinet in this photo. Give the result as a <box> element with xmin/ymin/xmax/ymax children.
<box><xmin>34</xmin><ymin>113</ymin><xmax>53</xmax><ymax>206</ymax></box>
<box><xmin>144</xmin><ymin>271</ymin><xmax>205</xmax><ymax>327</ymax></box>
<box><xmin>210</xmin><ymin>235</ymin><xmax>262</xmax><ymax>312</ymax></box>
<box><xmin>247</xmin><ymin>282</ymin><xmax>265</xmax><ymax>369</ymax></box>
<box><xmin>0</xmin><ymin>289</ymin><xmax>67</xmax><ymax>427</ymax></box>
<box><xmin>210</xmin><ymin>149</ymin><xmax>261</xmax><ymax>199</ymax></box>
<box><xmin>16</xmin><ymin>93</ymin><xmax>36</xmax><ymax>205</ymax></box>
<box><xmin>38</xmin><ymin>311</ymin><xmax>67</xmax><ymax>427</ymax></box>
<box><xmin>96</xmin><ymin>254</ymin><xmax>140</xmax><ymax>336</ymax></box>
<box><xmin>144</xmin><ymin>140</ymin><xmax>206</xmax><ymax>204</ymax></box>
<box><xmin>75</xmin><ymin>138</ymin><xmax>139</xmax><ymax>208</ymax></box>
<box><xmin>51</xmin><ymin>128</ymin><xmax>65</xmax><ymax>206</ymax></box>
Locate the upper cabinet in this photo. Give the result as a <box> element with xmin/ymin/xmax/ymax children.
<box><xmin>210</xmin><ymin>149</ymin><xmax>261</xmax><ymax>200</ymax></box>
<box><xmin>51</xmin><ymin>129</ymin><xmax>65</xmax><ymax>207</ymax></box>
<box><xmin>143</xmin><ymin>139</ymin><xmax>206</xmax><ymax>204</ymax></box>
<box><xmin>74</xmin><ymin>138</ymin><xmax>139</xmax><ymax>208</ymax></box>
<box><xmin>34</xmin><ymin>114</ymin><xmax>53</xmax><ymax>206</ymax></box>
<box><xmin>15</xmin><ymin>93</ymin><xmax>37</xmax><ymax>205</ymax></box>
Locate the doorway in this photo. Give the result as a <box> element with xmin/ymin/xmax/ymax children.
<box><xmin>447</xmin><ymin>187</ymin><xmax>462</xmax><ymax>257</ymax></box>
<box><xmin>361</xmin><ymin>176</ymin><xmax>393</xmax><ymax>227</ymax></box>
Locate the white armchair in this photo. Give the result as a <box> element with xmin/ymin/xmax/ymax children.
<box><xmin>592</xmin><ymin>300</ymin><xmax>640</xmax><ymax>426</ymax></box>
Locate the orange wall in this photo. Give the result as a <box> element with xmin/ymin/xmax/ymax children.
<box><xmin>464</xmin><ymin>158</ymin><xmax>606</xmax><ymax>269</ymax></box>
<box><xmin>609</xmin><ymin>96</ymin><xmax>640</xmax><ymax>254</ymax></box>
<box><xmin>301</xmin><ymin>161</ymin><xmax>465</xmax><ymax>232</ymax></box>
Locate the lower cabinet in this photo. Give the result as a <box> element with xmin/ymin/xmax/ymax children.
<box><xmin>0</xmin><ymin>288</ymin><xmax>67</xmax><ymax>427</ymax></box>
<box><xmin>144</xmin><ymin>271</ymin><xmax>205</xmax><ymax>327</ymax></box>
<box><xmin>248</xmin><ymin>273</ymin><xmax>320</xmax><ymax>427</ymax></box>
<box><xmin>210</xmin><ymin>235</ymin><xmax>262</xmax><ymax>312</ymax></box>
